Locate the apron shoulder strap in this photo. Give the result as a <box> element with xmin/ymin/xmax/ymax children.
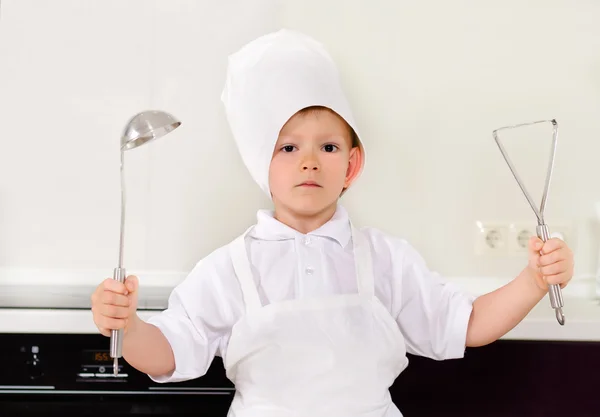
<box><xmin>229</xmin><ymin>227</ymin><xmax>263</xmax><ymax>314</ymax></box>
<box><xmin>350</xmin><ymin>224</ymin><xmax>375</xmax><ymax>299</ymax></box>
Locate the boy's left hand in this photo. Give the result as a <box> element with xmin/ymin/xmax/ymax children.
<box><xmin>528</xmin><ymin>236</ymin><xmax>574</xmax><ymax>291</ymax></box>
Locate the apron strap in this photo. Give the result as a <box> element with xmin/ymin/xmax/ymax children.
<box><xmin>350</xmin><ymin>224</ymin><xmax>375</xmax><ymax>299</ymax></box>
<box><xmin>230</xmin><ymin>228</ymin><xmax>263</xmax><ymax>314</ymax></box>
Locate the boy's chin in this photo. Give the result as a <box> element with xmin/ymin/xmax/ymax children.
<box><xmin>280</xmin><ymin>197</ymin><xmax>338</xmax><ymax>217</ymax></box>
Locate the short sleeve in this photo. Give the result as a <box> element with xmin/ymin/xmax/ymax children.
<box><xmin>394</xmin><ymin>242</ymin><xmax>475</xmax><ymax>360</ymax></box>
<box><xmin>145</xmin><ymin>248</ymin><xmax>240</xmax><ymax>383</ymax></box>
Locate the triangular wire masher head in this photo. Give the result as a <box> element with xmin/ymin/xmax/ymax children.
<box><xmin>491</xmin><ymin>119</ymin><xmax>558</xmax><ymax>226</ymax></box>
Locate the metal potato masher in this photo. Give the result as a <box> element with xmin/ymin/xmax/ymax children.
<box><xmin>492</xmin><ymin>119</ymin><xmax>565</xmax><ymax>326</ymax></box>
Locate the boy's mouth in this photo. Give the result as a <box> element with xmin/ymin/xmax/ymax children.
<box><xmin>298</xmin><ymin>181</ymin><xmax>321</xmax><ymax>188</ymax></box>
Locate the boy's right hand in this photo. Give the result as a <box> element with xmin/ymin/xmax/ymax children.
<box><xmin>91</xmin><ymin>275</ymin><xmax>139</xmax><ymax>337</ymax></box>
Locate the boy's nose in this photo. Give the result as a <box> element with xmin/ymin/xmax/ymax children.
<box><xmin>301</xmin><ymin>161</ymin><xmax>320</xmax><ymax>171</ymax></box>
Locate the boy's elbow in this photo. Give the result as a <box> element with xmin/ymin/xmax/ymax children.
<box><xmin>465</xmin><ymin>334</ymin><xmax>489</xmax><ymax>348</ymax></box>
<box><xmin>466</xmin><ymin>330</ymin><xmax>495</xmax><ymax>348</ymax></box>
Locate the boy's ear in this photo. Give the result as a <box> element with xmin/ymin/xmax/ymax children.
<box><xmin>343</xmin><ymin>146</ymin><xmax>363</xmax><ymax>189</ymax></box>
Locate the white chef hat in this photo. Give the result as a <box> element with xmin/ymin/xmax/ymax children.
<box><xmin>221</xmin><ymin>28</ymin><xmax>365</xmax><ymax>198</ymax></box>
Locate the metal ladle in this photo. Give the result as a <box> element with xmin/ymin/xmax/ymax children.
<box><xmin>492</xmin><ymin>119</ymin><xmax>565</xmax><ymax>326</ymax></box>
<box><xmin>111</xmin><ymin>110</ymin><xmax>181</xmax><ymax>375</ymax></box>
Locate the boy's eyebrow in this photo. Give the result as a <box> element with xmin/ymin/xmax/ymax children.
<box><xmin>275</xmin><ymin>135</ymin><xmax>298</xmax><ymax>144</ymax></box>
<box><xmin>320</xmin><ymin>134</ymin><xmax>346</xmax><ymax>141</ymax></box>
<box><xmin>276</xmin><ymin>133</ymin><xmax>351</xmax><ymax>146</ymax></box>
<box><xmin>278</xmin><ymin>133</ymin><xmax>347</xmax><ymax>139</ymax></box>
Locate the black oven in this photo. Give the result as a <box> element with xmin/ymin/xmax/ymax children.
<box><xmin>0</xmin><ymin>333</ymin><xmax>234</xmax><ymax>416</ymax></box>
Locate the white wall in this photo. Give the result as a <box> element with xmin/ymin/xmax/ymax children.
<box><xmin>0</xmin><ymin>0</ymin><xmax>279</xmax><ymax>275</ymax></box>
<box><xmin>1</xmin><ymin>0</ymin><xmax>599</xmax><ymax>289</ymax></box>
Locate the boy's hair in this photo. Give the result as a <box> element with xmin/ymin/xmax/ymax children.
<box><xmin>297</xmin><ymin>106</ymin><xmax>360</xmax><ymax>148</ymax></box>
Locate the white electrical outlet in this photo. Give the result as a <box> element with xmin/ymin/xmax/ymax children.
<box><xmin>474</xmin><ymin>222</ymin><xmax>509</xmax><ymax>256</ymax></box>
<box><xmin>508</xmin><ymin>223</ymin><xmax>572</xmax><ymax>254</ymax></box>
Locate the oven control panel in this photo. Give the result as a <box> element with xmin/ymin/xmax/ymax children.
<box><xmin>78</xmin><ymin>349</ymin><xmax>128</xmax><ymax>379</ymax></box>
<box><xmin>0</xmin><ymin>333</ymin><xmax>234</xmax><ymax>394</ymax></box>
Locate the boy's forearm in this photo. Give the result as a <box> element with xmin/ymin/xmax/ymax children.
<box><xmin>466</xmin><ymin>267</ymin><xmax>547</xmax><ymax>347</ymax></box>
<box><xmin>122</xmin><ymin>315</ymin><xmax>175</xmax><ymax>377</ymax></box>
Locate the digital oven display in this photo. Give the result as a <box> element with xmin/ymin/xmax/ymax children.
<box><xmin>81</xmin><ymin>349</ymin><xmax>113</xmax><ymax>365</ymax></box>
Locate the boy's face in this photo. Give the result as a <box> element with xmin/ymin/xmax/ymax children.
<box><xmin>269</xmin><ymin>108</ymin><xmax>362</xmax><ymax>217</ymax></box>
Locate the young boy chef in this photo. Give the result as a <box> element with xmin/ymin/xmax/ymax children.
<box><xmin>91</xmin><ymin>29</ymin><xmax>574</xmax><ymax>417</ymax></box>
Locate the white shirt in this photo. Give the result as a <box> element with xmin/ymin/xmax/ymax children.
<box><xmin>147</xmin><ymin>205</ymin><xmax>475</xmax><ymax>383</ymax></box>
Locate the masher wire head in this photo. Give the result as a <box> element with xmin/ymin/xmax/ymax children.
<box><xmin>492</xmin><ymin>119</ymin><xmax>558</xmax><ymax>225</ymax></box>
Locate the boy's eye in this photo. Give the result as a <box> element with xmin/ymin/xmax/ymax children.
<box><xmin>282</xmin><ymin>145</ymin><xmax>296</xmax><ymax>153</ymax></box>
<box><xmin>322</xmin><ymin>144</ymin><xmax>338</xmax><ymax>152</ymax></box>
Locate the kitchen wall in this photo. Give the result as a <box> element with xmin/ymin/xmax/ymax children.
<box><xmin>1</xmin><ymin>0</ymin><xmax>599</xmax><ymax>290</ymax></box>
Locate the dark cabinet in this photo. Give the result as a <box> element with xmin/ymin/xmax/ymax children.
<box><xmin>391</xmin><ymin>340</ymin><xmax>600</xmax><ymax>417</ymax></box>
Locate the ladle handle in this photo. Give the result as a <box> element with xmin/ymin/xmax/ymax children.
<box><xmin>110</xmin><ymin>267</ymin><xmax>126</xmax><ymax>359</ymax></box>
<box><xmin>536</xmin><ymin>224</ymin><xmax>565</xmax><ymax>325</ymax></box>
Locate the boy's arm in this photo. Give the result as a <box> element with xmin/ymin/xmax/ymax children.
<box><xmin>466</xmin><ymin>236</ymin><xmax>574</xmax><ymax>347</ymax></box>
<box><xmin>466</xmin><ymin>267</ymin><xmax>546</xmax><ymax>347</ymax></box>
<box><xmin>123</xmin><ymin>315</ymin><xmax>175</xmax><ymax>377</ymax></box>
<box><xmin>135</xmin><ymin>250</ymin><xmax>241</xmax><ymax>383</ymax></box>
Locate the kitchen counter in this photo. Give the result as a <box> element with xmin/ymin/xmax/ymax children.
<box><xmin>448</xmin><ymin>275</ymin><xmax>600</xmax><ymax>341</ymax></box>
<box><xmin>1</xmin><ymin>296</ymin><xmax>598</xmax><ymax>340</ymax></box>
<box><xmin>0</xmin><ymin>269</ymin><xmax>598</xmax><ymax>340</ymax></box>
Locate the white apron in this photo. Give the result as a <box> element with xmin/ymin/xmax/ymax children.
<box><xmin>224</xmin><ymin>224</ymin><xmax>409</xmax><ymax>417</ymax></box>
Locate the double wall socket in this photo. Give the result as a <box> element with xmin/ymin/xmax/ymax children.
<box><xmin>475</xmin><ymin>221</ymin><xmax>571</xmax><ymax>257</ymax></box>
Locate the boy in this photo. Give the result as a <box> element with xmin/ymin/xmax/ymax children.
<box><xmin>91</xmin><ymin>29</ymin><xmax>574</xmax><ymax>416</ymax></box>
